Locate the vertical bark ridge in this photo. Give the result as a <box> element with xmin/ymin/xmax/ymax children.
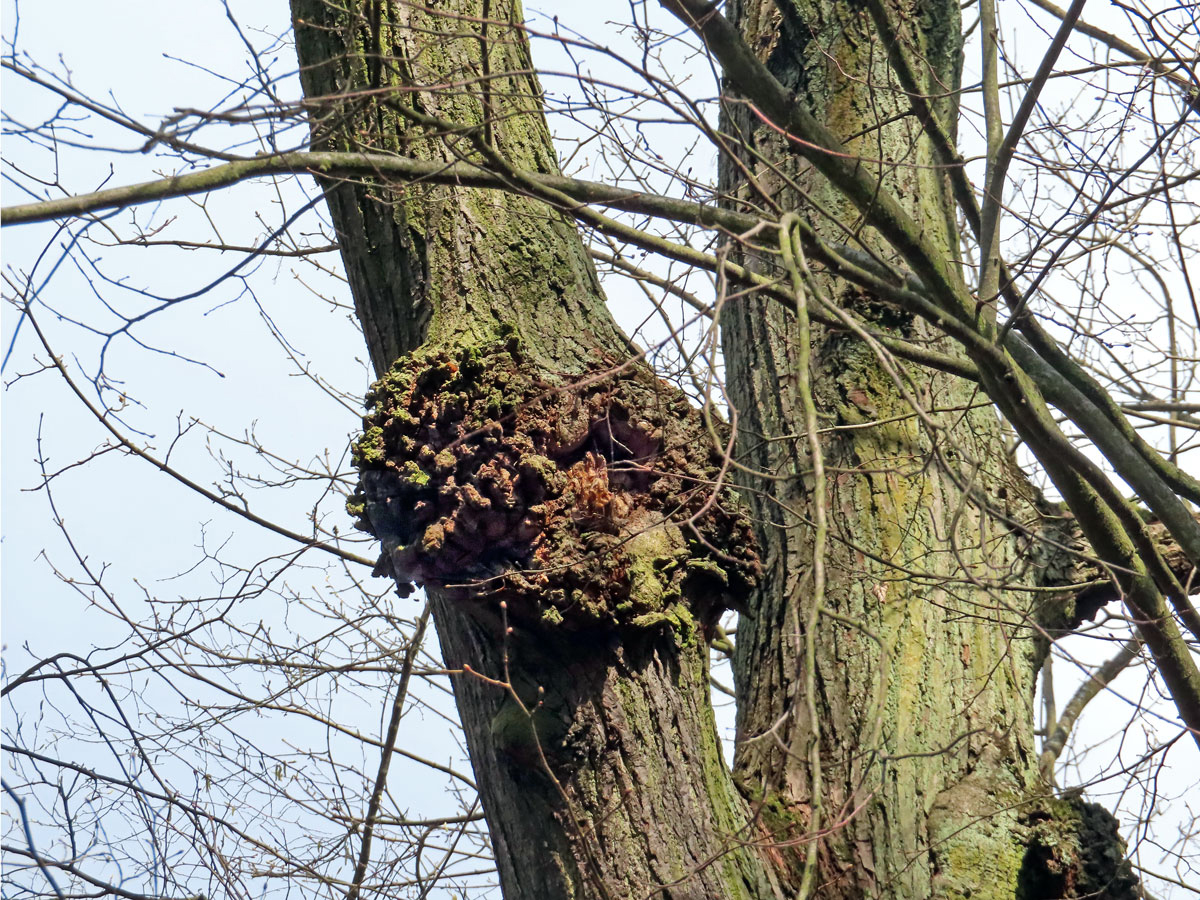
<box><xmin>434</xmin><ymin>601</ymin><xmax>778</xmax><ymax>899</ymax></box>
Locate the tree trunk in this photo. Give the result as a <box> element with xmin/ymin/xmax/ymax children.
<box><xmin>292</xmin><ymin>0</ymin><xmax>1141</xmax><ymax>897</ymax></box>
<box><xmin>719</xmin><ymin>0</ymin><xmax>1138</xmax><ymax>897</ymax></box>
<box><xmin>293</xmin><ymin>2</ymin><xmax>776</xmax><ymax>897</ymax></box>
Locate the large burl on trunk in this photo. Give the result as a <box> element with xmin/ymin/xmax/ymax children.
<box><xmin>293</xmin><ymin>0</ymin><xmax>1143</xmax><ymax>897</ymax></box>
<box><xmin>348</xmin><ymin>340</ymin><xmax>758</xmax><ymax>628</ymax></box>
<box><xmin>293</xmin><ymin>2</ymin><xmax>777</xmax><ymax>897</ymax></box>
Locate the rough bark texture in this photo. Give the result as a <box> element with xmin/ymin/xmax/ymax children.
<box><xmin>718</xmin><ymin>1</ymin><xmax>1137</xmax><ymax>897</ymax></box>
<box><xmin>347</xmin><ymin>342</ymin><xmax>759</xmax><ymax>625</ymax></box>
<box><xmin>292</xmin><ymin>0</ymin><xmax>1141</xmax><ymax>896</ymax></box>
<box><xmin>293</xmin><ymin>0</ymin><xmax>626</xmax><ymax>373</ymax></box>
<box><xmin>293</xmin><ymin>2</ymin><xmax>776</xmax><ymax>897</ymax></box>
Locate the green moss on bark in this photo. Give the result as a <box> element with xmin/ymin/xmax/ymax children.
<box><xmin>1018</xmin><ymin>796</ymin><xmax>1140</xmax><ymax>900</ymax></box>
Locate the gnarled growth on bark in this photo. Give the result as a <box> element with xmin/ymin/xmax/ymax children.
<box><xmin>348</xmin><ymin>338</ymin><xmax>759</xmax><ymax>629</ymax></box>
<box><xmin>293</xmin><ymin>1</ymin><xmax>779</xmax><ymax>897</ymax></box>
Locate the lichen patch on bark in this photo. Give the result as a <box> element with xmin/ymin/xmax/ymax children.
<box><xmin>348</xmin><ymin>338</ymin><xmax>760</xmax><ymax>630</ymax></box>
<box><xmin>1017</xmin><ymin>796</ymin><xmax>1140</xmax><ymax>900</ymax></box>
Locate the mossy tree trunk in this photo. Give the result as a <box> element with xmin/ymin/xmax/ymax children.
<box><xmin>718</xmin><ymin>0</ymin><xmax>1137</xmax><ymax>897</ymax></box>
<box><xmin>292</xmin><ymin>0</ymin><xmax>1140</xmax><ymax>897</ymax></box>
<box><xmin>293</xmin><ymin>2</ymin><xmax>776</xmax><ymax>897</ymax></box>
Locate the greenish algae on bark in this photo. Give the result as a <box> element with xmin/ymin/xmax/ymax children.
<box><xmin>292</xmin><ymin>0</ymin><xmax>1141</xmax><ymax>895</ymax></box>
<box><xmin>293</xmin><ymin>2</ymin><xmax>782</xmax><ymax>897</ymax></box>
<box><xmin>719</xmin><ymin>0</ymin><xmax>1139</xmax><ymax>897</ymax></box>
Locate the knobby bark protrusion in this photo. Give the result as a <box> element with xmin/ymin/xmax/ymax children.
<box><xmin>348</xmin><ymin>338</ymin><xmax>760</xmax><ymax>630</ymax></box>
<box><xmin>293</xmin><ymin>2</ymin><xmax>781</xmax><ymax>896</ymax></box>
